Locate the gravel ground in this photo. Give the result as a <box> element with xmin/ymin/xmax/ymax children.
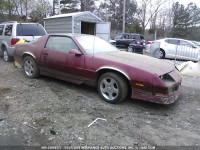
<box><xmin>0</xmin><ymin>58</ymin><xmax>200</xmax><ymax>149</ymax></box>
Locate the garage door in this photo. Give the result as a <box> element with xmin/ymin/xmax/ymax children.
<box><xmin>96</xmin><ymin>22</ymin><xmax>111</xmax><ymax>42</ymax></box>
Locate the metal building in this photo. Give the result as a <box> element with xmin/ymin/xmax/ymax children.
<box><xmin>44</xmin><ymin>11</ymin><xmax>111</xmax><ymax>41</ymax></box>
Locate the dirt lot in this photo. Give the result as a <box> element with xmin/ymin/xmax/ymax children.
<box><xmin>0</xmin><ymin>58</ymin><xmax>200</xmax><ymax>149</ymax></box>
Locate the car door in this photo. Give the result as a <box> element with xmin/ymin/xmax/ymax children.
<box><xmin>113</xmin><ymin>34</ymin><xmax>123</xmax><ymax>47</ymax></box>
<box><xmin>164</xmin><ymin>39</ymin><xmax>179</xmax><ymax>58</ymax></box>
<box><xmin>40</xmin><ymin>35</ymin><xmax>86</xmax><ymax>83</ymax></box>
<box><xmin>119</xmin><ymin>34</ymin><xmax>130</xmax><ymax>48</ymax></box>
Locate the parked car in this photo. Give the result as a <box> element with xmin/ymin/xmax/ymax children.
<box><xmin>113</xmin><ymin>33</ymin><xmax>145</xmax><ymax>54</ymax></box>
<box><xmin>0</xmin><ymin>21</ymin><xmax>46</xmax><ymax>62</ymax></box>
<box><xmin>146</xmin><ymin>38</ymin><xmax>200</xmax><ymax>61</ymax></box>
<box><xmin>14</xmin><ymin>34</ymin><xmax>182</xmax><ymax>104</ymax></box>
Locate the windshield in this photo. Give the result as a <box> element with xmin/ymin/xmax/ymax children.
<box><xmin>192</xmin><ymin>41</ymin><xmax>200</xmax><ymax>46</ymax></box>
<box><xmin>75</xmin><ymin>36</ymin><xmax>119</xmax><ymax>54</ymax></box>
<box><xmin>17</xmin><ymin>24</ymin><xmax>46</xmax><ymax>36</ymax></box>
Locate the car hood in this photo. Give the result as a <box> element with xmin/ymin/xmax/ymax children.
<box><xmin>95</xmin><ymin>51</ymin><xmax>175</xmax><ymax>76</ymax></box>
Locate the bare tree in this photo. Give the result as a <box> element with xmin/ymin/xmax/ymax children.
<box><xmin>137</xmin><ymin>0</ymin><xmax>167</xmax><ymax>33</ymax></box>
<box><xmin>30</xmin><ymin>0</ymin><xmax>51</xmax><ymax>23</ymax></box>
<box><xmin>80</xmin><ymin>0</ymin><xmax>97</xmax><ymax>12</ymax></box>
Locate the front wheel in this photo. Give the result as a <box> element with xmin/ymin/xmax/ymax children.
<box><xmin>97</xmin><ymin>72</ymin><xmax>128</xmax><ymax>104</ymax></box>
<box><xmin>23</xmin><ymin>56</ymin><xmax>39</xmax><ymax>78</ymax></box>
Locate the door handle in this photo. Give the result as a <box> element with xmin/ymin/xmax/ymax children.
<box><xmin>42</xmin><ymin>52</ymin><xmax>48</xmax><ymax>55</ymax></box>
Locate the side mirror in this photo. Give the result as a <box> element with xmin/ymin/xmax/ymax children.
<box><xmin>69</xmin><ymin>49</ymin><xmax>82</xmax><ymax>56</ymax></box>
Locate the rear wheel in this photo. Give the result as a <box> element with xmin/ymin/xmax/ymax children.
<box><xmin>155</xmin><ymin>49</ymin><xmax>165</xmax><ymax>59</ymax></box>
<box><xmin>127</xmin><ymin>46</ymin><xmax>134</xmax><ymax>52</ymax></box>
<box><xmin>3</xmin><ymin>48</ymin><xmax>12</xmax><ymax>62</ymax></box>
<box><xmin>23</xmin><ymin>56</ymin><xmax>39</xmax><ymax>78</ymax></box>
<box><xmin>98</xmin><ymin>72</ymin><xmax>128</xmax><ymax>104</ymax></box>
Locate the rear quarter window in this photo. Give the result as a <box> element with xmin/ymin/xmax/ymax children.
<box><xmin>17</xmin><ymin>24</ymin><xmax>46</xmax><ymax>36</ymax></box>
<box><xmin>0</xmin><ymin>25</ymin><xmax>4</xmax><ymax>35</ymax></box>
<box><xmin>140</xmin><ymin>35</ymin><xmax>144</xmax><ymax>40</ymax></box>
<box><xmin>131</xmin><ymin>35</ymin><xmax>136</xmax><ymax>39</ymax></box>
<box><xmin>5</xmin><ymin>25</ymin><xmax>13</xmax><ymax>36</ymax></box>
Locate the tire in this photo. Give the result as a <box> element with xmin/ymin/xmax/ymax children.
<box><xmin>156</xmin><ymin>49</ymin><xmax>165</xmax><ymax>59</ymax></box>
<box><xmin>127</xmin><ymin>46</ymin><xmax>134</xmax><ymax>52</ymax></box>
<box><xmin>3</xmin><ymin>48</ymin><xmax>12</xmax><ymax>62</ymax></box>
<box><xmin>23</xmin><ymin>56</ymin><xmax>39</xmax><ymax>78</ymax></box>
<box><xmin>97</xmin><ymin>72</ymin><xmax>128</xmax><ymax>104</ymax></box>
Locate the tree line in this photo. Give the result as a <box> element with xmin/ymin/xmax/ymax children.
<box><xmin>0</xmin><ymin>0</ymin><xmax>200</xmax><ymax>40</ymax></box>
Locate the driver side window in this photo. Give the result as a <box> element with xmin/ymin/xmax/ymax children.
<box><xmin>45</xmin><ymin>36</ymin><xmax>78</xmax><ymax>53</ymax></box>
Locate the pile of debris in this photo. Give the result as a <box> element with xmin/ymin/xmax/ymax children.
<box><xmin>177</xmin><ymin>61</ymin><xmax>200</xmax><ymax>77</ymax></box>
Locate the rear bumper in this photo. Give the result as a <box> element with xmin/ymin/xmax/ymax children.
<box><xmin>129</xmin><ymin>44</ymin><xmax>145</xmax><ymax>49</ymax></box>
<box><xmin>0</xmin><ymin>46</ymin><xmax>14</xmax><ymax>56</ymax></box>
<box><xmin>128</xmin><ymin>44</ymin><xmax>144</xmax><ymax>54</ymax></box>
<box><xmin>7</xmin><ymin>46</ymin><xmax>15</xmax><ymax>56</ymax></box>
<box><xmin>131</xmin><ymin>85</ymin><xmax>182</xmax><ymax>104</ymax></box>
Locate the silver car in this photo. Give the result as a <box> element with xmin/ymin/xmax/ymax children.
<box><xmin>0</xmin><ymin>21</ymin><xmax>46</xmax><ymax>62</ymax></box>
<box><xmin>145</xmin><ymin>38</ymin><xmax>200</xmax><ymax>61</ymax></box>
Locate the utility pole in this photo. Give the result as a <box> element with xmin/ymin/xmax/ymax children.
<box><xmin>154</xmin><ymin>29</ymin><xmax>157</xmax><ymax>40</ymax></box>
<box><xmin>58</xmin><ymin>0</ymin><xmax>61</xmax><ymax>14</ymax></box>
<box><xmin>84</xmin><ymin>0</ymin><xmax>86</xmax><ymax>11</ymax></box>
<box><xmin>122</xmin><ymin>0</ymin><xmax>126</xmax><ymax>33</ymax></box>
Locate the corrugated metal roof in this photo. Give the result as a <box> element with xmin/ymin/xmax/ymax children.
<box><xmin>44</xmin><ymin>11</ymin><xmax>102</xmax><ymax>21</ymax></box>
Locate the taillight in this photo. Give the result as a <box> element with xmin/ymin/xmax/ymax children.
<box><xmin>11</xmin><ymin>38</ymin><xmax>20</xmax><ymax>45</ymax></box>
<box><xmin>147</xmin><ymin>41</ymin><xmax>151</xmax><ymax>44</ymax></box>
<box><xmin>136</xmin><ymin>41</ymin><xmax>141</xmax><ymax>45</ymax></box>
<box><xmin>147</xmin><ymin>41</ymin><xmax>154</xmax><ymax>44</ymax></box>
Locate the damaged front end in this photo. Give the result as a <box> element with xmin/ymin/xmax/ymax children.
<box><xmin>157</xmin><ymin>70</ymin><xmax>182</xmax><ymax>104</ymax></box>
<box><xmin>131</xmin><ymin>69</ymin><xmax>182</xmax><ymax>104</ymax></box>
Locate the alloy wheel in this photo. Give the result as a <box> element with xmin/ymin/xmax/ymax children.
<box><xmin>100</xmin><ymin>77</ymin><xmax>119</xmax><ymax>101</ymax></box>
<box><xmin>24</xmin><ymin>59</ymin><xmax>34</xmax><ymax>76</ymax></box>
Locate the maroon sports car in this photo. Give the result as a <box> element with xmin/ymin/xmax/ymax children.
<box><xmin>14</xmin><ymin>34</ymin><xmax>182</xmax><ymax>104</ymax></box>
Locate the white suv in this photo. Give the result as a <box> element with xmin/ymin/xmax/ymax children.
<box><xmin>0</xmin><ymin>21</ymin><xmax>46</xmax><ymax>62</ymax></box>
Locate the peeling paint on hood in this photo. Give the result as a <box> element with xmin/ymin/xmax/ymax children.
<box><xmin>95</xmin><ymin>51</ymin><xmax>175</xmax><ymax>76</ymax></box>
